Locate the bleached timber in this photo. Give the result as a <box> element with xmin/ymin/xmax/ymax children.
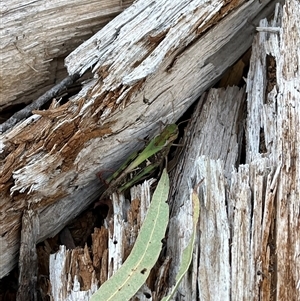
<box><xmin>0</xmin><ymin>0</ymin><xmax>133</xmax><ymax>111</ymax></box>
<box><xmin>47</xmin><ymin>1</ymin><xmax>299</xmax><ymax>299</ymax></box>
<box><xmin>166</xmin><ymin>1</ymin><xmax>299</xmax><ymax>300</ymax></box>
<box><xmin>166</xmin><ymin>87</ymin><xmax>243</xmax><ymax>301</ymax></box>
<box><xmin>0</xmin><ymin>0</ymin><xmax>284</xmax><ymax>281</ymax></box>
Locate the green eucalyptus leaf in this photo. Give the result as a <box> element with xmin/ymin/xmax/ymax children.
<box><xmin>91</xmin><ymin>169</ymin><xmax>170</xmax><ymax>301</ymax></box>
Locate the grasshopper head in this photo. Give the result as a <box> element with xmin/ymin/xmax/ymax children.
<box><xmin>151</xmin><ymin>123</ymin><xmax>179</xmax><ymax>149</ymax></box>
<box><xmin>163</xmin><ymin>124</ymin><xmax>179</xmax><ymax>144</ymax></box>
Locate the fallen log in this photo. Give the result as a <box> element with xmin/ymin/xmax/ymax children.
<box><xmin>0</xmin><ymin>0</ymin><xmax>133</xmax><ymax>111</ymax></box>
<box><xmin>46</xmin><ymin>1</ymin><xmax>299</xmax><ymax>300</ymax></box>
<box><xmin>0</xmin><ymin>0</ymin><xmax>284</xmax><ymax>283</ymax></box>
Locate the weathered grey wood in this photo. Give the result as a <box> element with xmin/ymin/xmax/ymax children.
<box><xmin>166</xmin><ymin>86</ymin><xmax>245</xmax><ymax>300</ymax></box>
<box><xmin>16</xmin><ymin>210</ymin><xmax>39</xmax><ymax>301</ymax></box>
<box><xmin>0</xmin><ymin>0</ymin><xmax>282</xmax><ymax>279</ymax></box>
<box><xmin>0</xmin><ymin>0</ymin><xmax>133</xmax><ymax>111</ymax></box>
<box><xmin>265</xmin><ymin>1</ymin><xmax>299</xmax><ymax>299</ymax></box>
<box><xmin>166</xmin><ymin>1</ymin><xmax>299</xmax><ymax>300</ymax></box>
<box><xmin>47</xmin><ymin>1</ymin><xmax>299</xmax><ymax>299</ymax></box>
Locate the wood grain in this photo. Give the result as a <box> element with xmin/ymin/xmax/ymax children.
<box><xmin>0</xmin><ymin>0</ymin><xmax>283</xmax><ymax>280</ymax></box>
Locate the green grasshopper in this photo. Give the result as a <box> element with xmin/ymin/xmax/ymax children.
<box><xmin>100</xmin><ymin>124</ymin><xmax>178</xmax><ymax>199</ymax></box>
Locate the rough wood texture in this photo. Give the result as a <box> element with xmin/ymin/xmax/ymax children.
<box><xmin>0</xmin><ymin>73</ymin><xmax>81</xmax><ymax>133</ymax></box>
<box><xmin>16</xmin><ymin>210</ymin><xmax>39</xmax><ymax>301</ymax></box>
<box><xmin>49</xmin><ymin>181</ymin><xmax>154</xmax><ymax>300</ymax></box>
<box><xmin>0</xmin><ymin>0</ymin><xmax>133</xmax><ymax>111</ymax></box>
<box><xmin>49</xmin><ymin>245</ymin><xmax>98</xmax><ymax>300</ymax></box>
<box><xmin>46</xmin><ymin>1</ymin><xmax>299</xmax><ymax>298</ymax></box>
<box><xmin>0</xmin><ymin>0</ymin><xmax>282</xmax><ymax>279</ymax></box>
<box><xmin>166</xmin><ymin>1</ymin><xmax>299</xmax><ymax>300</ymax></box>
<box><xmin>166</xmin><ymin>87</ymin><xmax>244</xmax><ymax>300</ymax></box>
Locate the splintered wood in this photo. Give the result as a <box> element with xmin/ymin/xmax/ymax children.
<box><xmin>49</xmin><ymin>181</ymin><xmax>155</xmax><ymax>300</ymax></box>
<box><xmin>166</xmin><ymin>2</ymin><xmax>299</xmax><ymax>300</ymax></box>
<box><xmin>1</xmin><ymin>0</ymin><xmax>279</xmax><ymax>279</ymax></box>
<box><xmin>166</xmin><ymin>87</ymin><xmax>244</xmax><ymax>301</ymax></box>
<box><xmin>47</xmin><ymin>1</ymin><xmax>299</xmax><ymax>298</ymax></box>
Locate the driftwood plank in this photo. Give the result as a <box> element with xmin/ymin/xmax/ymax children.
<box><xmin>0</xmin><ymin>0</ymin><xmax>282</xmax><ymax>279</ymax></box>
